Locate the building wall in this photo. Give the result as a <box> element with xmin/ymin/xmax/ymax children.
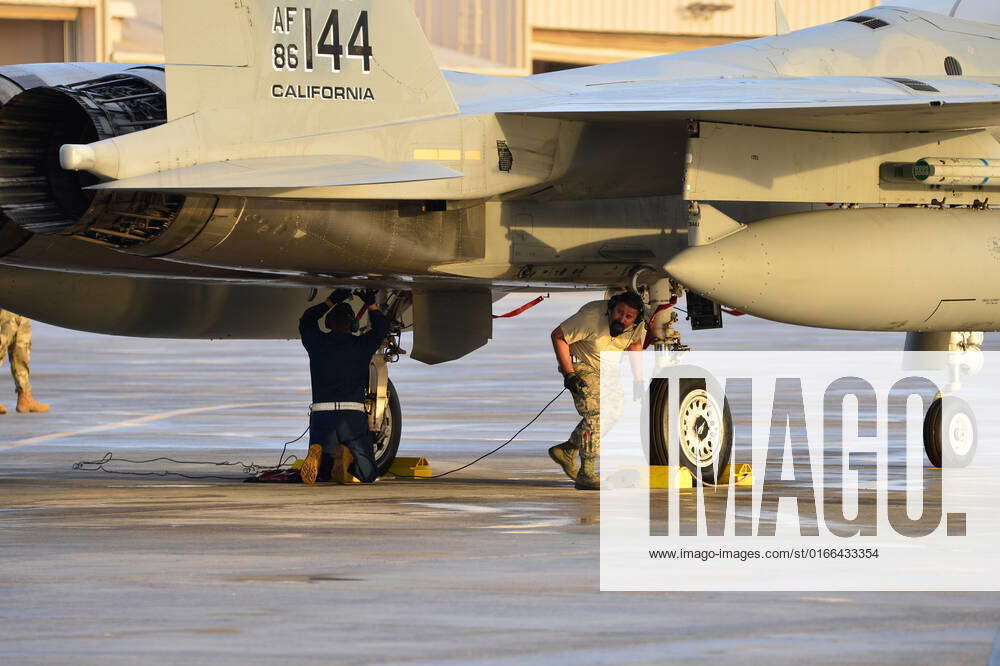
<box><xmin>529</xmin><ymin>0</ymin><xmax>882</xmax><ymax>70</ymax></box>
<box><xmin>0</xmin><ymin>0</ymin><xmax>108</xmax><ymax>64</ymax></box>
<box><xmin>530</xmin><ymin>0</ymin><xmax>879</xmax><ymax>37</ymax></box>
<box><xmin>412</xmin><ymin>0</ymin><xmax>527</xmax><ymax>73</ymax></box>
<box><xmin>0</xmin><ymin>18</ymin><xmax>66</xmax><ymax>64</ymax></box>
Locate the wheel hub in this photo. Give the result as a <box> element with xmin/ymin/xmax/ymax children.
<box><xmin>947</xmin><ymin>412</ymin><xmax>975</xmax><ymax>457</ymax></box>
<box><xmin>678</xmin><ymin>390</ymin><xmax>723</xmax><ymax>466</ymax></box>
<box><xmin>694</xmin><ymin>416</ymin><xmax>709</xmax><ymax>439</ymax></box>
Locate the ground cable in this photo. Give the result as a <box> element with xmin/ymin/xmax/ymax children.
<box><xmin>73</xmin><ymin>424</ymin><xmax>311</xmax><ymax>480</ymax></box>
<box><xmin>393</xmin><ymin>388</ymin><xmax>568</xmax><ymax>480</ymax></box>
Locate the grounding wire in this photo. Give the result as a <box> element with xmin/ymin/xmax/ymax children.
<box><xmin>73</xmin><ymin>424</ymin><xmax>311</xmax><ymax>480</ymax></box>
<box><xmin>392</xmin><ymin>388</ymin><xmax>568</xmax><ymax>480</ymax></box>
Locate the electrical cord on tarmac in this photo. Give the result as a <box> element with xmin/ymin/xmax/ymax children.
<box><xmin>73</xmin><ymin>425</ymin><xmax>311</xmax><ymax>480</ymax></box>
<box><xmin>392</xmin><ymin>388</ymin><xmax>568</xmax><ymax>480</ymax></box>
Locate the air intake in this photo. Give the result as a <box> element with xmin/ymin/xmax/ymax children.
<box><xmin>840</xmin><ymin>15</ymin><xmax>890</xmax><ymax>29</ymax></box>
<box><xmin>885</xmin><ymin>77</ymin><xmax>941</xmax><ymax>93</ymax></box>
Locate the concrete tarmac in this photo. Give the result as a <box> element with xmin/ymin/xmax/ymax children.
<box><xmin>1</xmin><ymin>293</ymin><xmax>998</xmax><ymax>664</ymax></box>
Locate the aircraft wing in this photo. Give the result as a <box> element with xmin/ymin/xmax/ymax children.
<box><xmin>88</xmin><ymin>155</ymin><xmax>463</xmax><ymax>191</ymax></box>
<box><xmin>492</xmin><ymin>75</ymin><xmax>1000</xmax><ymax>132</ymax></box>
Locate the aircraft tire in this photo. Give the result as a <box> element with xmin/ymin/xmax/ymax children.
<box><xmin>649</xmin><ymin>377</ymin><xmax>733</xmax><ymax>484</ymax></box>
<box><xmin>923</xmin><ymin>396</ymin><xmax>977</xmax><ymax>469</ymax></box>
<box><xmin>374</xmin><ymin>379</ymin><xmax>402</xmax><ymax>476</ymax></box>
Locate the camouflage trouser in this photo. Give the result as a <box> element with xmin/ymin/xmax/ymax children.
<box><xmin>0</xmin><ymin>310</ymin><xmax>31</xmax><ymax>394</ymax></box>
<box><xmin>568</xmin><ymin>365</ymin><xmax>623</xmax><ymax>458</ymax></box>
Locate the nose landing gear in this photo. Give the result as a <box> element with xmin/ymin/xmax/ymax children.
<box><xmin>635</xmin><ymin>276</ymin><xmax>735</xmax><ymax>484</ymax></box>
<box><xmin>910</xmin><ymin>332</ymin><xmax>983</xmax><ymax>469</ymax></box>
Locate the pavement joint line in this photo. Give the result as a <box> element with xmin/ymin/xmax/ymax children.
<box><xmin>0</xmin><ymin>401</ymin><xmax>304</xmax><ymax>450</ymax></box>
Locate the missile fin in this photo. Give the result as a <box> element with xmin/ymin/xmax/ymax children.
<box><xmin>688</xmin><ymin>204</ymin><xmax>747</xmax><ymax>247</ymax></box>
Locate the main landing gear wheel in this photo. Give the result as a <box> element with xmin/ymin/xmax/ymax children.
<box><xmin>649</xmin><ymin>377</ymin><xmax>733</xmax><ymax>484</ymax></box>
<box><xmin>923</xmin><ymin>395</ymin><xmax>977</xmax><ymax>469</ymax></box>
<box><xmin>373</xmin><ymin>379</ymin><xmax>402</xmax><ymax>476</ymax></box>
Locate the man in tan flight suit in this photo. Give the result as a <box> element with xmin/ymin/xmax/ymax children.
<box><xmin>0</xmin><ymin>310</ymin><xmax>49</xmax><ymax>414</ymax></box>
<box><xmin>549</xmin><ymin>292</ymin><xmax>645</xmax><ymax>490</ymax></box>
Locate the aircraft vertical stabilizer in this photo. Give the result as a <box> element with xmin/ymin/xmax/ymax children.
<box><xmin>162</xmin><ymin>0</ymin><xmax>458</xmax><ymax>137</ymax></box>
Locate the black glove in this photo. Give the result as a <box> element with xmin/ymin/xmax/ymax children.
<box><xmin>358</xmin><ymin>289</ymin><xmax>378</xmax><ymax>307</ymax></box>
<box><xmin>328</xmin><ymin>288</ymin><xmax>352</xmax><ymax>304</ymax></box>
<box><xmin>563</xmin><ymin>372</ymin><xmax>588</xmax><ymax>394</ymax></box>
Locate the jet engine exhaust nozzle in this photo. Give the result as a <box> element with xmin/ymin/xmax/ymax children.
<box><xmin>0</xmin><ymin>74</ymin><xmax>166</xmax><ymax>235</ymax></box>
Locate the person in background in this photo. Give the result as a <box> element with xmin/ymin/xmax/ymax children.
<box><xmin>0</xmin><ymin>309</ymin><xmax>49</xmax><ymax>415</ymax></box>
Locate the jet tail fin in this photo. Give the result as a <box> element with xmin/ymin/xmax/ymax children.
<box><xmin>163</xmin><ymin>0</ymin><xmax>457</xmax><ymax>137</ymax></box>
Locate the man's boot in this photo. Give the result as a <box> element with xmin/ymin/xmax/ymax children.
<box><xmin>300</xmin><ymin>444</ymin><xmax>323</xmax><ymax>485</ymax></box>
<box><xmin>332</xmin><ymin>445</ymin><xmax>355</xmax><ymax>484</ymax></box>
<box><xmin>574</xmin><ymin>455</ymin><xmax>600</xmax><ymax>491</ymax></box>
<box><xmin>548</xmin><ymin>441</ymin><xmax>579</xmax><ymax>480</ymax></box>
<box><xmin>16</xmin><ymin>390</ymin><xmax>49</xmax><ymax>414</ymax></box>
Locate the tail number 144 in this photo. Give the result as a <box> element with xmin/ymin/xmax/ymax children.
<box><xmin>272</xmin><ymin>7</ymin><xmax>373</xmax><ymax>74</ymax></box>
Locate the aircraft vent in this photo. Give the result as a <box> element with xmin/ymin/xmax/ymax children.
<box><xmin>944</xmin><ymin>57</ymin><xmax>963</xmax><ymax>76</ymax></box>
<box><xmin>840</xmin><ymin>15</ymin><xmax>890</xmax><ymax>29</ymax></box>
<box><xmin>497</xmin><ymin>140</ymin><xmax>513</xmax><ymax>172</ymax></box>
<box><xmin>885</xmin><ymin>77</ymin><xmax>941</xmax><ymax>93</ymax></box>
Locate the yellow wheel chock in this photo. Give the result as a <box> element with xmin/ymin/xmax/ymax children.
<box><xmin>608</xmin><ymin>464</ymin><xmax>754</xmax><ymax>489</ymax></box>
<box><xmin>388</xmin><ymin>457</ymin><xmax>433</xmax><ymax>479</ymax></box>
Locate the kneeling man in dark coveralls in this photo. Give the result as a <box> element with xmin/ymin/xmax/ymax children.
<box><xmin>299</xmin><ymin>289</ymin><xmax>388</xmax><ymax>484</ymax></box>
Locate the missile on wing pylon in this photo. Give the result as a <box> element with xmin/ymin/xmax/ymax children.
<box><xmin>882</xmin><ymin>157</ymin><xmax>1000</xmax><ymax>188</ymax></box>
<box><xmin>665</xmin><ymin>206</ymin><xmax>1000</xmax><ymax>332</ymax></box>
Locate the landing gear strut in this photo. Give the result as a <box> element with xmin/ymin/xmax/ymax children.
<box><xmin>371</xmin><ymin>378</ymin><xmax>403</xmax><ymax>475</ymax></box>
<box><xmin>910</xmin><ymin>332</ymin><xmax>983</xmax><ymax>469</ymax></box>
<box><xmin>638</xmin><ymin>276</ymin><xmax>734</xmax><ymax>483</ymax></box>
<box><xmin>365</xmin><ymin>291</ymin><xmax>411</xmax><ymax>475</ymax></box>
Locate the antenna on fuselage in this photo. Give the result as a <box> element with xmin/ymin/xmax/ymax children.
<box><xmin>774</xmin><ymin>0</ymin><xmax>791</xmax><ymax>34</ymax></box>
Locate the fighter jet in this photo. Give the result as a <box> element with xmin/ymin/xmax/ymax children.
<box><xmin>0</xmin><ymin>0</ymin><xmax>997</xmax><ymax>476</ymax></box>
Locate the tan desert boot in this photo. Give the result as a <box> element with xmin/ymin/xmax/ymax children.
<box><xmin>332</xmin><ymin>445</ymin><xmax>355</xmax><ymax>484</ymax></box>
<box><xmin>574</xmin><ymin>455</ymin><xmax>601</xmax><ymax>491</ymax></box>
<box><xmin>300</xmin><ymin>444</ymin><xmax>323</xmax><ymax>485</ymax></box>
<box><xmin>16</xmin><ymin>390</ymin><xmax>49</xmax><ymax>414</ymax></box>
<box><xmin>547</xmin><ymin>441</ymin><xmax>579</xmax><ymax>480</ymax></box>
<box><xmin>0</xmin><ymin>404</ymin><xmax>6</xmax><ymax>415</ymax></box>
